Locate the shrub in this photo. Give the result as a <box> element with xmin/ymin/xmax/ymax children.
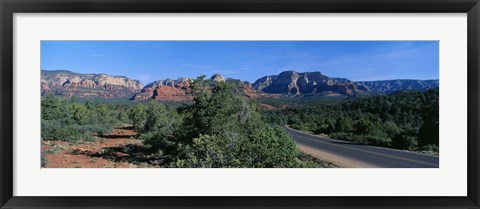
<box><xmin>240</xmin><ymin>125</ymin><xmax>298</xmax><ymax>168</ymax></box>
<box><xmin>174</xmin><ymin>125</ymin><xmax>298</xmax><ymax>168</ymax></box>
<box><xmin>41</xmin><ymin>153</ymin><xmax>48</xmax><ymax>168</ymax></box>
<box><xmin>41</xmin><ymin>96</ymin><xmax>118</xmax><ymax>142</ymax></box>
<box><xmin>392</xmin><ymin>133</ymin><xmax>418</xmax><ymax>150</ymax></box>
<box><xmin>175</xmin><ymin>134</ymin><xmax>233</xmax><ymax>168</ymax></box>
<box><xmin>139</xmin><ymin>130</ymin><xmax>176</xmax><ymax>154</ymax></box>
<box><xmin>330</xmin><ymin>132</ymin><xmax>392</xmax><ymax>147</ymax></box>
<box><xmin>41</xmin><ymin>121</ymin><xmax>95</xmax><ymax>142</ymax></box>
<box><xmin>268</xmin><ymin>88</ymin><xmax>439</xmax><ymax>152</ymax></box>
<box><xmin>129</xmin><ymin>103</ymin><xmax>148</xmax><ymax>132</ymax></box>
<box><xmin>420</xmin><ymin>144</ymin><xmax>439</xmax><ymax>154</ymax></box>
<box><xmin>167</xmin><ymin>78</ymin><xmax>299</xmax><ymax>168</ymax></box>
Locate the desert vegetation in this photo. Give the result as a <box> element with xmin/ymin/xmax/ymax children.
<box><xmin>41</xmin><ymin>77</ymin><xmax>334</xmax><ymax>168</ymax></box>
<box><xmin>40</xmin><ymin>41</ymin><xmax>440</xmax><ymax>168</ymax></box>
<box><xmin>261</xmin><ymin>88</ymin><xmax>439</xmax><ymax>153</ymax></box>
<box><xmin>41</xmin><ymin>77</ymin><xmax>439</xmax><ymax>168</ymax></box>
<box><xmin>41</xmin><ymin>95</ymin><xmax>129</xmax><ymax>142</ymax></box>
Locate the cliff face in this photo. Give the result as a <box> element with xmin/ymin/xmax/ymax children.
<box><xmin>241</xmin><ymin>82</ymin><xmax>257</xmax><ymax>98</ymax></box>
<box><xmin>133</xmin><ymin>74</ymin><xmax>259</xmax><ymax>101</ymax></box>
<box><xmin>252</xmin><ymin>71</ymin><xmax>369</xmax><ymax>96</ymax></box>
<box><xmin>42</xmin><ymin>69</ymin><xmax>439</xmax><ymax>100</ymax></box>
<box><xmin>133</xmin><ymin>78</ymin><xmax>194</xmax><ymax>101</ymax></box>
<box><xmin>41</xmin><ymin>70</ymin><xmax>143</xmax><ymax>98</ymax></box>
<box><xmin>252</xmin><ymin>70</ymin><xmax>438</xmax><ymax>96</ymax></box>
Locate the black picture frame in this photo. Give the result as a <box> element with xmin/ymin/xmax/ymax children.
<box><xmin>1</xmin><ymin>0</ymin><xmax>479</xmax><ymax>208</ymax></box>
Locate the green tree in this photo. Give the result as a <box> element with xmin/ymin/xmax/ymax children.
<box><xmin>41</xmin><ymin>96</ymin><xmax>119</xmax><ymax>142</ymax></box>
<box><xmin>144</xmin><ymin>101</ymin><xmax>179</xmax><ymax>132</ymax></box>
<box><xmin>69</xmin><ymin>103</ymin><xmax>89</xmax><ymax>125</ymax></box>
<box><xmin>171</xmin><ymin>77</ymin><xmax>298</xmax><ymax>168</ymax></box>
<box><xmin>89</xmin><ymin>104</ymin><xmax>117</xmax><ymax>136</ymax></box>
<box><xmin>392</xmin><ymin>133</ymin><xmax>418</xmax><ymax>150</ymax></box>
<box><xmin>240</xmin><ymin>125</ymin><xmax>298</xmax><ymax>167</ymax></box>
<box><xmin>41</xmin><ymin>95</ymin><xmax>67</xmax><ymax>120</ymax></box>
<box><xmin>335</xmin><ymin>117</ymin><xmax>353</xmax><ymax>133</ymax></box>
<box><xmin>140</xmin><ymin>101</ymin><xmax>183</xmax><ymax>150</ymax></box>
<box><xmin>129</xmin><ymin>103</ymin><xmax>148</xmax><ymax>132</ymax></box>
<box><xmin>259</xmin><ymin>88</ymin><xmax>438</xmax><ymax>151</ymax></box>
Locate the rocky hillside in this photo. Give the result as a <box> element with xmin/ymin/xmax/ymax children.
<box><xmin>252</xmin><ymin>70</ymin><xmax>439</xmax><ymax>96</ymax></box>
<box><xmin>133</xmin><ymin>77</ymin><xmax>194</xmax><ymax>101</ymax></box>
<box><xmin>41</xmin><ymin>70</ymin><xmax>144</xmax><ymax>98</ymax></box>
<box><xmin>252</xmin><ymin>71</ymin><xmax>369</xmax><ymax>96</ymax></box>
<box><xmin>357</xmin><ymin>79</ymin><xmax>439</xmax><ymax>94</ymax></box>
<box><xmin>132</xmin><ymin>74</ymin><xmax>257</xmax><ymax>101</ymax></box>
<box><xmin>42</xmin><ymin>69</ymin><xmax>439</xmax><ymax>100</ymax></box>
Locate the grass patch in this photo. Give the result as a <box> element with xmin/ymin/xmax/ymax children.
<box><xmin>296</xmin><ymin>152</ymin><xmax>336</xmax><ymax>168</ymax></box>
<box><xmin>45</xmin><ymin>144</ymin><xmax>67</xmax><ymax>154</ymax></box>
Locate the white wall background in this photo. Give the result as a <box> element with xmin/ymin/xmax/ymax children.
<box><xmin>13</xmin><ymin>13</ymin><xmax>467</xmax><ymax>196</ymax></box>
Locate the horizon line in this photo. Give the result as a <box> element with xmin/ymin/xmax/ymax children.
<box><xmin>41</xmin><ymin>69</ymin><xmax>439</xmax><ymax>84</ymax></box>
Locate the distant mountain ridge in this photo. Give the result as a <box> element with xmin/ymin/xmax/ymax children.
<box><xmin>252</xmin><ymin>71</ymin><xmax>369</xmax><ymax>96</ymax></box>
<box><xmin>251</xmin><ymin>70</ymin><xmax>438</xmax><ymax>96</ymax></box>
<box><xmin>41</xmin><ymin>70</ymin><xmax>144</xmax><ymax>98</ymax></box>
<box><xmin>41</xmin><ymin>69</ymin><xmax>439</xmax><ymax>100</ymax></box>
<box><xmin>133</xmin><ymin>77</ymin><xmax>194</xmax><ymax>101</ymax></box>
<box><xmin>357</xmin><ymin>79</ymin><xmax>439</xmax><ymax>94</ymax></box>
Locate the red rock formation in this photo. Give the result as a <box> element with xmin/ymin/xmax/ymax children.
<box><xmin>153</xmin><ymin>85</ymin><xmax>193</xmax><ymax>101</ymax></box>
<box><xmin>41</xmin><ymin>70</ymin><xmax>143</xmax><ymax>99</ymax></box>
<box><xmin>80</xmin><ymin>80</ymin><xmax>97</xmax><ymax>88</ymax></box>
<box><xmin>175</xmin><ymin>80</ymin><xmax>191</xmax><ymax>93</ymax></box>
<box><xmin>133</xmin><ymin>85</ymin><xmax>157</xmax><ymax>100</ymax></box>
<box><xmin>70</xmin><ymin>82</ymin><xmax>79</xmax><ymax>88</ymax></box>
<box><xmin>145</xmin><ymin>86</ymin><xmax>156</xmax><ymax>95</ymax></box>
<box><xmin>41</xmin><ymin>82</ymin><xmax>50</xmax><ymax>95</ymax></box>
<box><xmin>134</xmin><ymin>93</ymin><xmax>151</xmax><ymax>100</ymax></box>
<box><xmin>241</xmin><ymin>83</ymin><xmax>258</xmax><ymax>98</ymax></box>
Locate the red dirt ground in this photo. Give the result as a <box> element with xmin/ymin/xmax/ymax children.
<box><xmin>41</xmin><ymin>127</ymin><xmax>158</xmax><ymax>168</ymax></box>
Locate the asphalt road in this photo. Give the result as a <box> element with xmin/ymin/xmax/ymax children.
<box><xmin>285</xmin><ymin>126</ymin><xmax>439</xmax><ymax>168</ymax></box>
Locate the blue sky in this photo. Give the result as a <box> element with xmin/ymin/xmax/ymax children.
<box><xmin>41</xmin><ymin>41</ymin><xmax>439</xmax><ymax>84</ymax></box>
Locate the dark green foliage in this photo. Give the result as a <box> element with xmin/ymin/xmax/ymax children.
<box><xmin>392</xmin><ymin>133</ymin><xmax>418</xmax><ymax>150</ymax></box>
<box><xmin>174</xmin><ymin>125</ymin><xmax>297</xmax><ymax>168</ymax></box>
<box><xmin>41</xmin><ymin>153</ymin><xmax>48</xmax><ymax>168</ymax></box>
<box><xmin>330</xmin><ymin>132</ymin><xmax>392</xmax><ymax>147</ymax></box>
<box><xmin>129</xmin><ymin>103</ymin><xmax>148</xmax><ymax>132</ymax></box>
<box><xmin>136</xmin><ymin>101</ymin><xmax>182</xmax><ymax>151</ymax></box>
<box><xmin>179</xmin><ymin>78</ymin><xmax>260</xmax><ymax>139</ymax></box>
<box><xmin>175</xmin><ymin>134</ymin><xmax>238</xmax><ymax>168</ymax></box>
<box><xmin>144</xmin><ymin>101</ymin><xmax>181</xmax><ymax>133</ymax></box>
<box><xmin>41</xmin><ymin>121</ymin><xmax>95</xmax><ymax>142</ymax></box>
<box><xmin>41</xmin><ymin>95</ymin><xmax>124</xmax><ymax>142</ymax></box>
<box><xmin>43</xmin><ymin>82</ymin><xmax>296</xmax><ymax>167</ymax></box>
<box><xmin>420</xmin><ymin>144</ymin><xmax>439</xmax><ymax>154</ymax></box>
<box><xmin>41</xmin><ymin>95</ymin><xmax>68</xmax><ymax>121</ymax></box>
<box><xmin>42</xmin><ymin>77</ymin><xmax>437</xmax><ymax>167</ymax></box>
<box><xmin>418</xmin><ymin>99</ymin><xmax>439</xmax><ymax>146</ymax></box>
<box><xmin>239</xmin><ymin>126</ymin><xmax>298</xmax><ymax>167</ymax></box>
<box><xmin>117</xmin><ymin>110</ymin><xmax>130</xmax><ymax>124</ymax></box>
<box><xmin>336</xmin><ymin>117</ymin><xmax>354</xmax><ymax>133</ymax></box>
<box><xmin>261</xmin><ymin>89</ymin><xmax>439</xmax><ymax>151</ymax></box>
<box><xmin>138</xmin><ymin>77</ymin><xmax>299</xmax><ymax>168</ymax></box>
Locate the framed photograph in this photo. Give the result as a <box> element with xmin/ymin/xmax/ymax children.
<box><xmin>1</xmin><ymin>0</ymin><xmax>479</xmax><ymax>208</ymax></box>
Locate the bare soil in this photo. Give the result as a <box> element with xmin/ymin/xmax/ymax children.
<box><xmin>41</xmin><ymin>127</ymin><xmax>161</xmax><ymax>168</ymax></box>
